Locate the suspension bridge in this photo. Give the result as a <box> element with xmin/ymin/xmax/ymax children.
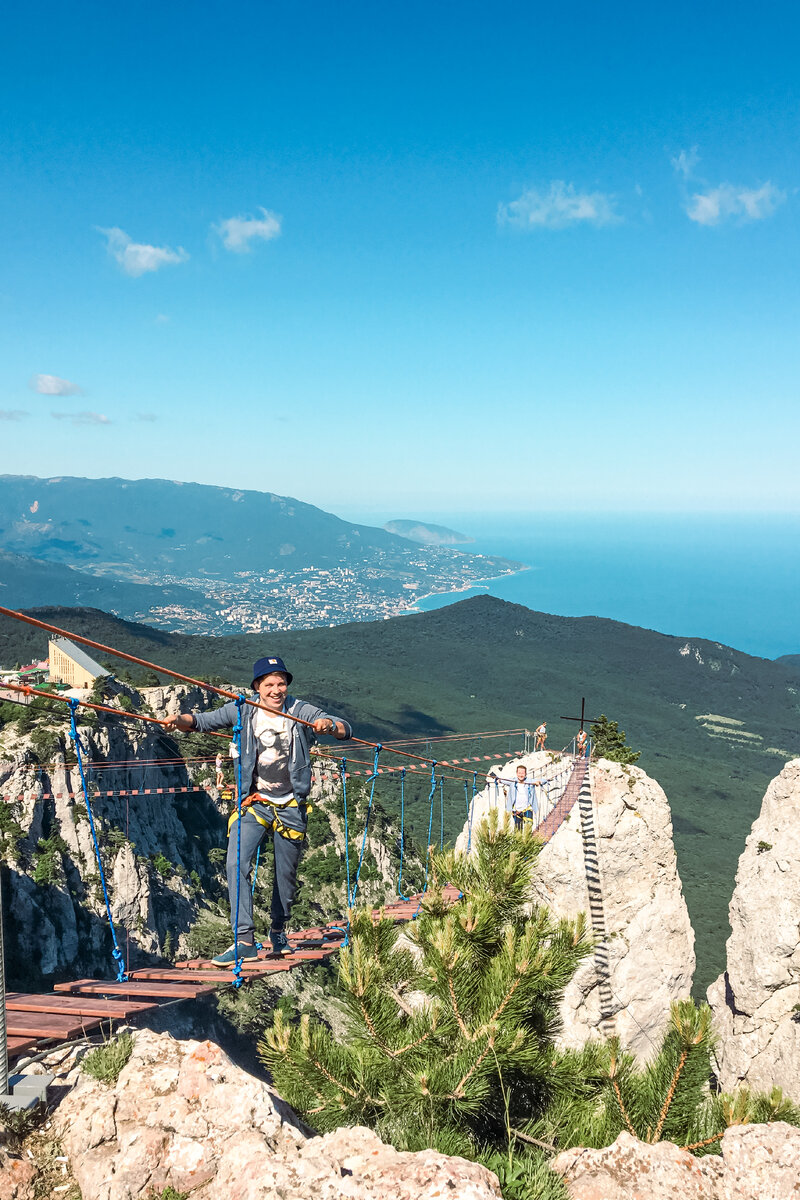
<box><xmin>0</xmin><ymin>604</ymin><xmax>592</xmax><ymax>1080</ymax></box>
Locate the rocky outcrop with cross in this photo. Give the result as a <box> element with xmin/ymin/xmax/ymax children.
<box><xmin>456</xmin><ymin>756</ymin><xmax>696</xmax><ymax>1059</ymax></box>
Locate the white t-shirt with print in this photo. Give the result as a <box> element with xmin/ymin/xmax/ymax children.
<box><xmin>252</xmin><ymin>708</ymin><xmax>293</xmax><ymax>804</ymax></box>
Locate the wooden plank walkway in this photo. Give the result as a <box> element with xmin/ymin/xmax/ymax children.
<box><xmin>5</xmin><ymin>759</ymin><xmax>585</xmax><ymax>1065</ymax></box>
<box><xmin>5</xmin><ymin>885</ymin><xmax>460</xmax><ymax>1063</ymax></box>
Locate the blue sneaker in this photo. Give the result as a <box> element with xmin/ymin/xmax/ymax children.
<box><xmin>270</xmin><ymin>928</ymin><xmax>292</xmax><ymax>957</ymax></box>
<box><xmin>212</xmin><ymin>942</ymin><xmax>258</xmax><ymax>966</ymax></box>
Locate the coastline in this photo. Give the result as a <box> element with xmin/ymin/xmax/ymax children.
<box><xmin>401</xmin><ymin>564</ymin><xmax>532</xmax><ymax>616</ymax></box>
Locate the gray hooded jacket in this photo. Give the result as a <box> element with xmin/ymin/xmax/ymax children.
<box><xmin>192</xmin><ymin>695</ymin><xmax>351</xmax><ymax>801</ymax></box>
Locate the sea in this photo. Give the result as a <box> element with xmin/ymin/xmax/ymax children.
<box><xmin>362</xmin><ymin>512</ymin><xmax>800</xmax><ymax>662</ymax></box>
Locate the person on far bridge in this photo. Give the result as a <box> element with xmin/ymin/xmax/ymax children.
<box><xmin>504</xmin><ymin>764</ymin><xmax>538</xmax><ymax>830</ymax></box>
<box><xmin>215</xmin><ymin>751</ymin><xmax>225</xmax><ymax>788</ymax></box>
<box><xmin>535</xmin><ymin>722</ymin><xmax>547</xmax><ymax>751</ymax></box>
<box><xmin>576</xmin><ymin>728</ymin><xmax>588</xmax><ymax>759</ymax></box>
<box><xmin>162</xmin><ymin>655</ymin><xmax>351</xmax><ymax>964</ymax></box>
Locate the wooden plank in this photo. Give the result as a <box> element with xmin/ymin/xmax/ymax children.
<box><xmin>6</xmin><ymin>1036</ymin><xmax>38</xmax><ymax>1057</ymax></box>
<box><xmin>55</xmin><ymin>979</ymin><xmax>214</xmax><ymax>1000</ymax></box>
<box><xmin>7</xmin><ymin>1013</ymin><xmax>103</xmax><ymax>1038</ymax></box>
<box><xmin>6</xmin><ymin>993</ymin><xmax>157</xmax><ymax>1019</ymax></box>
<box><xmin>130</xmin><ymin>965</ymin><xmax>293</xmax><ymax>982</ymax></box>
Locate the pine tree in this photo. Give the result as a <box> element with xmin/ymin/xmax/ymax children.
<box><xmin>534</xmin><ymin>1000</ymin><xmax>800</xmax><ymax>1154</ymax></box>
<box><xmin>260</xmin><ymin>810</ymin><xmax>591</xmax><ymax>1164</ymax></box>
<box><xmin>260</xmin><ymin>814</ymin><xmax>800</xmax><ymax>1198</ymax></box>
<box><xmin>589</xmin><ymin>714</ymin><xmax>641</xmax><ymax>764</ymax></box>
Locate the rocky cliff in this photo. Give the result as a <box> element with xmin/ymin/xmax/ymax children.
<box><xmin>456</xmin><ymin>754</ymin><xmax>696</xmax><ymax>1059</ymax></box>
<box><xmin>707</xmin><ymin>758</ymin><xmax>800</xmax><ymax>1097</ymax></box>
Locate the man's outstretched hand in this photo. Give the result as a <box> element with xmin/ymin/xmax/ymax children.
<box><xmin>161</xmin><ymin>713</ymin><xmax>195</xmax><ymax>732</ymax></box>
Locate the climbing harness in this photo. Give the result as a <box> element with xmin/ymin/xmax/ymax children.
<box><xmin>67</xmin><ymin>700</ymin><xmax>127</xmax><ymax>982</ymax></box>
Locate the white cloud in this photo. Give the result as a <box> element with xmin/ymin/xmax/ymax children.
<box><xmin>0</xmin><ymin>409</ymin><xmax>28</xmax><ymax>420</ymax></box>
<box><xmin>98</xmin><ymin>227</ymin><xmax>189</xmax><ymax>277</ymax></box>
<box><xmin>686</xmin><ymin>181</ymin><xmax>786</xmax><ymax>226</ymax></box>
<box><xmin>498</xmin><ymin>181</ymin><xmax>619</xmax><ymax>230</ymax></box>
<box><xmin>215</xmin><ymin>207</ymin><xmax>282</xmax><ymax>253</ymax></box>
<box><xmin>671</xmin><ymin>146</ymin><xmax>699</xmax><ymax>178</ymax></box>
<box><xmin>51</xmin><ymin>411</ymin><xmax>111</xmax><ymax>426</ymax></box>
<box><xmin>30</xmin><ymin>373</ymin><xmax>82</xmax><ymax>396</ymax></box>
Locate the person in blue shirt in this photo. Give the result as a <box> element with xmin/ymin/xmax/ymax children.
<box><xmin>504</xmin><ymin>763</ymin><xmax>538</xmax><ymax>830</ymax></box>
<box><xmin>162</xmin><ymin>655</ymin><xmax>351</xmax><ymax>963</ymax></box>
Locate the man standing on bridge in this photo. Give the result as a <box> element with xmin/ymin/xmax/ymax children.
<box><xmin>162</xmin><ymin>656</ymin><xmax>351</xmax><ymax>963</ymax></box>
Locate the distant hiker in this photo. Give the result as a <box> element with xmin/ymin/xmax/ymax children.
<box><xmin>535</xmin><ymin>722</ymin><xmax>547</xmax><ymax>751</ymax></box>
<box><xmin>504</xmin><ymin>764</ymin><xmax>537</xmax><ymax>830</ymax></box>
<box><xmin>215</xmin><ymin>752</ymin><xmax>225</xmax><ymax>788</ymax></box>
<box><xmin>162</xmin><ymin>656</ymin><xmax>351</xmax><ymax>963</ymax></box>
<box><xmin>576</xmin><ymin>728</ymin><xmax>588</xmax><ymax>759</ymax></box>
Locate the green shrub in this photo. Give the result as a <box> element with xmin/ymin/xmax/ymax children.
<box><xmin>32</xmin><ymin>833</ymin><xmax>69</xmax><ymax>885</ymax></box>
<box><xmin>81</xmin><ymin>1032</ymin><xmax>134</xmax><ymax>1084</ymax></box>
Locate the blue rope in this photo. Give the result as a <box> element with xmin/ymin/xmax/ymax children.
<box><xmin>348</xmin><ymin>745</ymin><xmax>381</xmax><ymax>907</ymax></box>
<box><xmin>231</xmin><ymin>695</ymin><xmax>245</xmax><ymax>988</ymax></box>
<box><xmin>413</xmin><ymin>761</ymin><xmax>438</xmax><ymax>916</ymax></box>
<box><xmin>67</xmin><ymin>700</ymin><xmax>127</xmax><ymax>982</ymax></box>
<box><xmin>397</xmin><ymin>768</ymin><xmax>409</xmax><ymax>900</ymax></box>
<box><xmin>467</xmin><ymin>772</ymin><xmax>477</xmax><ymax>852</ymax></box>
<box><xmin>340</xmin><ymin>758</ymin><xmax>351</xmax><ymax>912</ymax></box>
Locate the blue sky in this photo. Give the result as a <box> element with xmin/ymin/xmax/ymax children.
<box><xmin>2</xmin><ymin>1</ymin><xmax>799</xmax><ymax>515</ymax></box>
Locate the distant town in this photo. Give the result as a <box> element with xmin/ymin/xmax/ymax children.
<box><xmin>123</xmin><ymin>546</ymin><xmax>523</xmax><ymax>634</ymax></box>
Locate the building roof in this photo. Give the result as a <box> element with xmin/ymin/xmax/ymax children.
<box><xmin>49</xmin><ymin>636</ymin><xmax>110</xmax><ymax>679</ymax></box>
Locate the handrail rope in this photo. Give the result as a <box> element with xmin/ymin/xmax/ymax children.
<box><xmin>0</xmin><ymin>607</ymin><xmax>489</xmax><ymax>778</ymax></box>
<box><xmin>397</xmin><ymin>768</ymin><xmax>409</xmax><ymax>901</ymax></box>
<box><xmin>0</xmin><ymin>681</ymin><xmax>228</xmax><ymax>737</ymax></box>
<box><xmin>230</xmin><ymin>695</ymin><xmax>245</xmax><ymax>988</ymax></box>
<box><xmin>67</xmin><ymin>700</ymin><xmax>127</xmax><ymax>982</ymax></box>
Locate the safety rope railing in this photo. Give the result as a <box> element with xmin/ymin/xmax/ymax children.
<box><xmin>0</xmin><ymin>606</ymin><xmax>511</xmax><ymax>781</ymax></box>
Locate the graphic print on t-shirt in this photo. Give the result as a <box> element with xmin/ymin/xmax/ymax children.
<box><xmin>254</xmin><ymin>710</ymin><xmax>292</xmax><ymax>801</ymax></box>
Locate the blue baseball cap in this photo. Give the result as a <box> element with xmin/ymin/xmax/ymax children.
<box><xmin>252</xmin><ymin>656</ymin><xmax>293</xmax><ymax>688</ymax></box>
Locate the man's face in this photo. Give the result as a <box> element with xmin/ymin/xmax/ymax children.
<box><xmin>516</xmin><ymin>766</ymin><xmax>527</xmax><ymax>782</ymax></box>
<box><xmin>256</xmin><ymin>672</ymin><xmax>289</xmax><ymax>711</ymax></box>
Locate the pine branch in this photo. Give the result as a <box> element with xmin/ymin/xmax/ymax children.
<box><xmin>451</xmin><ymin>1037</ymin><xmax>495</xmax><ymax>1099</ymax></box>
<box><xmin>652</xmin><ymin>1047</ymin><xmax>688</xmax><ymax>1142</ymax></box>
<box><xmin>611</xmin><ymin>1077</ymin><xmax>637</xmax><ymax>1137</ymax></box>
<box><xmin>683</xmin><ymin>1131</ymin><xmax>725</xmax><ymax>1151</ymax></box>
<box><xmin>387</xmin><ymin>1029</ymin><xmax>434</xmax><ymax>1059</ymax></box>
<box><xmin>446</xmin><ymin>964</ymin><xmax>471</xmax><ymax>1038</ymax></box>
<box><xmin>511</xmin><ymin>1128</ymin><xmax>557</xmax><ymax>1153</ymax></box>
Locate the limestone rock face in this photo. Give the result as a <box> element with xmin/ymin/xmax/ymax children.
<box><xmin>551</xmin><ymin>1123</ymin><xmax>800</xmax><ymax>1200</ymax></box>
<box><xmin>56</xmin><ymin>1029</ymin><xmax>502</xmax><ymax>1200</ymax></box>
<box><xmin>707</xmin><ymin>758</ymin><xmax>800</xmax><ymax>1096</ymax></box>
<box><xmin>456</xmin><ymin>757</ymin><xmax>696</xmax><ymax>1059</ymax></box>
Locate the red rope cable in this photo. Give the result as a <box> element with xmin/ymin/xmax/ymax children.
<box><xmin>0</xmin><ymin>605</ymin><xmax>483</xmax><ymax>777</ymax></box>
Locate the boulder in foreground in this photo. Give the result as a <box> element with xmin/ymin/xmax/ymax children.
<box><xmin>56</xmin><ymin>1028</ymin><xmax>502</xmax><ymax>1200</ymax></box>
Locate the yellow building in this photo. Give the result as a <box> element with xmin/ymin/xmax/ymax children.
<box><xmin>48</xmin><ymin>637</ymin><xmax>109</xmax><ymax>689</ymax></box>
